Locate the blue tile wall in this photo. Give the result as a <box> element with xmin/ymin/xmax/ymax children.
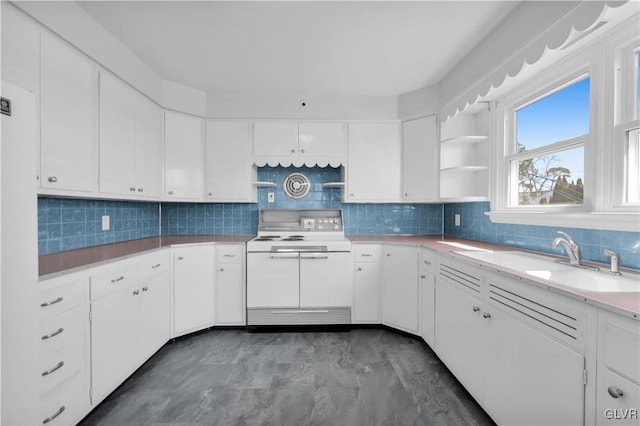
<box><xmin>161</xmin><ymin>165</ymin><xmax>443</xmax><ymax>236</ymax></box>
<box><xmin>38</xmin><ymin>197</ymin><xmax>160</xmax><ymax>255</ymax></box>
<box><xmin>443</xmin><ymin>202</ymin><xmax>640</xmax><ymax>270</ymax></box>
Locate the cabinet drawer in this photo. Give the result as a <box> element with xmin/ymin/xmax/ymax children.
<box><xmin>38</xmin><ymin>306</ymin><xmax>83</xmax><ymax>354</ymax></box>
<box><xmin>597</xmin><ymin>368</ymin><xmax>640</xmax><ymax>425</ymax></box>
<box><xmin>139</xmin><ymin>250</ymin><xmax>170</xmax><ymax>279</ymax></box>
<box><xmin>39</xmin><ymin>335</ymin><xmax>83</xmax><ymax>395</ymax></box>
<box><xmin>420</xmin><ymin>249</ymin><xmax>436</xmax><ymax>273</ymax></box>
<box><xmin>90</xmin><ymin>264</ymin><xmax>138</xmax><ymax>302</ymax></box>
<box><xmin>216</xmin><ymin>245</ymin><xmax>243</xmax><ymax>263</ymax></box>
<box><xmin>38</xmin><ymin>275</ymin><xmax>84</xmax><ymax>322</ymax></box>
<box><xmin>39</xmin><ymin>373</ymin><xmax>86</xmax><ymax>426</ymax></box>
<box><xmin>354</xmin><ymin>245</ymin><xmax>381</xmax><ymax>262</ymax></box>
<box><xmin>602</xmin><ymin>320</ymin><xmax>640</xmax><ymax>383</ymax></box>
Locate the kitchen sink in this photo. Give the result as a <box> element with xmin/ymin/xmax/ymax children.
<box><xmin>454</xmin><ymin>250</ymin><xmax>640</xmax><ymax>293</ymax></box>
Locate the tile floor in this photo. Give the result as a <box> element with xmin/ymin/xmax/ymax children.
<box><xmin>79</xmin><ymin>328</ymin><xmax>495</xmax><ymax>426</ymax></box>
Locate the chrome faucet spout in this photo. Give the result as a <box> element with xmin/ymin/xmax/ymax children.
<box><xmin>551</xmin><ymin>231</ymin><xmax>582</xmax><ymax>266</ymax></box>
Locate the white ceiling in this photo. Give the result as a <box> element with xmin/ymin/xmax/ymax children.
<box><xmin>76</xmin><ymin>1</ymin><xmax>520</xmax><ymax>96</ymax></box>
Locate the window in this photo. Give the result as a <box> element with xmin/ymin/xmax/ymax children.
<box><xmin>508</xmin><ymin>77</ymin><xmax>589</xmax><ymax>207</ymax></box>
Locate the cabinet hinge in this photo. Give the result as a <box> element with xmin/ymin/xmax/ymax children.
<box><xmin>97</xmin><ymin>72</ymin><xmax>100</xmax><ymax>87</ymax></box>
<box><xmin>583</xmin><ymin>369</ymin><xmax>588</xmax><ymax>385</ymax></box>
<box><xmin>89</xmin><ymin>311</ymin><xmax>92</xmax><ymax>323</ymax></box>
<box><xmin>89</xmin><ymin>387</ymin><xmax>93</xmax><ymax>403</ymax></box>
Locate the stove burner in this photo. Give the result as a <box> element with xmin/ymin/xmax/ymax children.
<box><xmin>289</xmin><ymin>235</ymin><xmax>304</xmax><ymax>238</ymax></box>
<box><xmin>254</xmin><ymin>235</ymin><xmax>281</xmax><ymax>241</ymax></box>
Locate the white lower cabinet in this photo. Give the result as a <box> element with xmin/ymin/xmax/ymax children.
<box><xmin>352</xmin><ymin>245</ymin><xmax>382</xmax><ymax>323</ymax></box>
<box><xmin>436</xmin><ymin>257</ymin><xmax>587</xmax><ymax>426</ymax></box>
<box><xmin>215</xmin><ymin>245</ymin><xmax>245</xmax><ymax>325</ymax></box>
<box><xmin>596</xmin><ymin>309</ymin><xmax>640</xmax><ymax>425</ymax></box>
<box><xmin>173</xmin><ymin>245</ymin><xmax>215</xmax><ymax>336</ymax></box>
<box><xmin>381</xmin><ymin>245</ymin><xmax>419</xmax><ymax>333</ymax></box>
<box><xmin>138</xmin><ymin>251</ymin><xmax>171</xmax><ymax>361</ymax></box>
<box><xmin>418</xmin><ymin>248</ymin><xmax>436</xmax><ymax>347</ymax></box>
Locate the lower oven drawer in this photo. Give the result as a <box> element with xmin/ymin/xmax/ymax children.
<box><xmin>248</xmin><ymin>307</ymin><xmax>351</xmax><ymax>325</ymax></box>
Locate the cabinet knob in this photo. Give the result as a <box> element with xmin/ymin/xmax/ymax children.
<box><xmin>220</xmin><ymin>268</ymin><xmax>224</xmax><ymax>272</ymax></box>
<box><xmin>290</xmin><ymin>149</ymin><xmax>296</xmax><ymax>154</ymax></box>
<box><xmin>208</xmin><ymin>192</ymin><xmax>213</xmax><ymax>196</ymax></box>
<box><xmin>405</xmin><ymin>193</ymin><xmax>408</xmax><ymax>196</ymax></box>
<box><xmin>138</xmin><ymin>187</ymin><xmax>144</xmax><ymax>192</ymax></box>
<box><xmin>168</xmin><ymin>191</ymin><xmax>174</xmax><ymax>195</ymax></box>
<box><xmin>607</xmin><ymin>386</ymin><xmax>624</xmax><ymax>399</ymax></box>
<box><xmin>133</xmin><ymin>290</ymin><xmax>140</xmax><ymax>296</ymax></box>
<box><xmin>472</xmin><ymin>306</ymin><xmax>480</xmax><ymax>312</ymax></box>
<box><xmin>130</xmin><ymin>186</ymin><xmax>136</xmax><ymax>191</ymax></box>
<box><xmin>420</xmin><ymin>274</ymin><xmax>426</xmax><ymax>279</ymax></box>
<box><xmin>48</xmin><ymin>176</ymin><xmax>58</xmax><ymax>183</ymax></box>
<box><xmin>142</xmin><ymin>286</ymin><xmax>149</xmax><ymax>292</ymax></box>
<box><xmin>177</xmin><ymin>256</ymin><xmax>184</xmax><ymax>260</ymax></box>
<box><xmin>386</xmin><ymin>253</ymin><xmax>391</xmax><ymax>257</ymax></box>
<box><xmin>350</xmin><ymin>193</ymin><xmax>355</xmax><ymax>197</ymax></box>
<box><xmin>301</xmin><ymin>149</ymin><xmax>305</xmax><ymax>154</ymax></box>
<box><xmin>424</xmin><ymin>260</ymin><xmax>431</xmax><ymax>265</ymax></box>
<box><xmin>483</xmin><ymin>312</ymin><xmax>492</xmax><ymax>319</ymax></box>
<box><xmin>357</xmin><ymin>267</ymin><xmax>363</xmax><ymax>271</ymax></box>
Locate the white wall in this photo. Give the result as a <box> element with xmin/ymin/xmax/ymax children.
<box><xmin>397</xmin><ymin>85</ymin><xmax>439</xmax><ymax>120</ymax></box>
<box><xmin>162</xmin><ymin>80</ymin><xmax>207</xmax><ymax>117</ymax></box>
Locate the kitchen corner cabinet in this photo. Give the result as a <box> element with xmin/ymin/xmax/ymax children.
<box><xmin>418</xmin><ymin>248</ymin><xmax>436</xmax><ymax>346</ymax></box>
<box><xmin>595</xmin><ymin>310</ymin><xmax>640</xmax><ymax>425</ymax></box>
<box><xmin>435</xmin><ymin>257</ymin><xmax>587</xmax><ymax>425</ymax></box>
<box><xmin>253</xmin><ymin>121</ymin><xmax>346</xmax><ymax>165</ymax></box>
<box><xmin>164</xmin><ymin>112</ymin><xmax>203</xmax><ymax>201</ymax></box>
<box><xmin>205</xmin><ymin>120</ymin><xmax>257</xmax><ymax>202</ymax></box>
<box><xmin>99</xmin><ymin>73</ymin><xmax>162</xmax><ymax>198</ymax></box>
<box><xmin>214</xmin><ymin>245</ymin><xmax>246</xmax><ymax>325</ymax></box>
<box><xmin>439</xmin><ymin>106</ymin><xmax>490</xmax><ymax>201</ymax></box>
<box><xmin>172</xmin><ymin>245</ymin><xmax>215</xmax><ymax>336</ymax></box>
<box><xmin>40</xmin><ymin>33</ymin><xmax>99</xmax><ymax>194</ymax></box>
<box><xmin>346</xmin><ymin>122</ymin><xmax>401</xmax><ymax>202</ymax></box>
<box><xmin>381</xmin><ymin>245</ymin><xmax>419</xmax><ymax>333</ymax></box>
<box><xmin>402</xmin><ymin>116</ymin><xmax>439</xmax><ymax>202</ymax></box>
<box><xmin>352</xmin><ymin>245</ymin><xmax>382</xmax><ymax>324</ymax></box>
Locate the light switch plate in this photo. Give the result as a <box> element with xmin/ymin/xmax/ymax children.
<box><xmin>454</xmin><ymin>214</ymin><xmax>461</xmax><ymax>227</ymax></box>
<box><xmin>102</xmin><ymin>215</ymin><xmax>110</xmax><ymax>231</ymax></box>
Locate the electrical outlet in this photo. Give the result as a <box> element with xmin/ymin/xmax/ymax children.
<box><xmin>102</xmin><ymin>215</ymin><xmax>110</xmax><ymax>231</ymax></box>
<box><xmin>454</xmin><ymin>214</ymin><xmax>461</xmax><ymax>227</ymax></box>
<box><xmin>268</xmin><ymin>192</ymin><xmax>275</xmax><ymax>203</ymax></box>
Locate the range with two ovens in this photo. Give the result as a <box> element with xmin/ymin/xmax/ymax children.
<box><xmin>246</xmin><ymin>209</ymin><xmax>353</xmax><ymax>327</ymax></box>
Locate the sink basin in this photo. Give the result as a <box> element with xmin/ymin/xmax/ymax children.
<box><xmin>454</xmin><ymin>250</ymin><xmax>640</xmax><ymax>293</ymax></box>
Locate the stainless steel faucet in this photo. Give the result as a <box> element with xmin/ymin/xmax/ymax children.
<box><xmin>551</xmin><ymin>231</ymin><xmax>600</xmax><ymax>271</ymax></box>
<box><xmin>603</xmin><ymin>249</ymin><xmax>622</xmax><ymax>275</ymax></box>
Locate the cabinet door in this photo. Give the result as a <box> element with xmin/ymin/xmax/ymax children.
<box><xmin>90</xmin><ymin>279</ymin><xmax>139</xmax><ymax>402</ymax></box>
<box><xmin>298</xmin><ymin>122</ymin><xmax>346</xmax><ymax>158</ymax></box>
<box><xmin>300</xmin><ymin>252</ymin><xmax>352</xmax><ymax>308</ymax></box>
<box><xmin>1</xmin><ymin>8</ymin><xmax>40</xmax><ymax>95</ymax></box>
<box><xmin>246</xmin><ymin>252</ymin><xmax>299</xmax><ymax>308</ymax></box>
<box><xmin>434</xmin><ymin>279</ymin><xmax>484</xmax><ymax>399</ymax></box>
<box><xmin>419</xmin><ymin>271</ymin><xmax>435</xmax><ymax>346</ymax></box>
<box><xmin>173</xmin><ymin>246</ymin><xmax>214</xmax><ymax>336</ymax></box>
<box><xmin>381</xmin><ymin>245</ymin><xmax>418</xmax><ymax>333</ymax></box>
<box><xmin>99</xmin><ymin>73</ymin><xmax>136</xmax><ymax>196</ymax></box>
<box><xmin>40</xmin><ymin>34</ymin><xmax>98</xmax><ymax>192</ymax></box>
<box><xmin>484</xmin><ymin>307</ymin><xmax>585</xmax><ymax>426</ymax></box>
<box><xmin>353</xmin><ymin>262</ymin><xmax>380</xmax><ymax>323</ymax></box>
<box><xmin>138</xmin><ymin>270</ymin><xmax>170</xmax><ymax>360</ymax></box>
<box><xmin>253</xmin><ymin>121</ymin><xmax>298</xmax><ymax>157</ymax></box>
<box><xmin>134</xmin><ymin>97</ymin><xmax>162</xmax><ymax>198</ymax></box>
<box><xmin>164</xmin><ymin>112</ymin><xmax>202</xmax><ymax>200</ymax></box>
<box><xmin>346</xmin><ymin>123</ymin><xmax>401</xmax><ymax>202</ymax></box>
<box><xmin>205</xmin><ymin>121</ymin><xmax>255</xmax><ymax>202</ymax></box>
<box><xmin>403</xmin><ymin>116</ymin><xmax>438</xmax><ymax>202</ymax></box>
<box><xmin>215</xmin><ymin>262</ymin><xmax>245</xmax><ymax>325</ymax></box>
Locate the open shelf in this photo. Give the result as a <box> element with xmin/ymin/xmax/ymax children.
<box><xmin>440</xmin><ymin>165</ymin><xmax>489</xmax><ymax>173</ymax></box>
<box><xmin>440</xmin><ymin>135</ymin><xmax>489</xmax><ymax>145</ymax></box>
<box><xmin>322</xmin><ymin>182</ymin><xmax>345</xmax><ymax>188</ymax></box>
<box><xmin>251</xmin><ymin>181</ymin><xmax>277</xmax><ymax>187</ymax></box>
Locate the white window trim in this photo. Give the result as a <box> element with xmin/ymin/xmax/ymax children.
<box><xmin>488</xmin><ymin>18</ymin><xmax>640</xmax><ymax>232</ymax></box>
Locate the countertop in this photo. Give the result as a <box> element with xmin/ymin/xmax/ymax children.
<box><xmin>39</xmin><ymin>234</ymin><xmax>639</xmax><ymax>318</ymax></box>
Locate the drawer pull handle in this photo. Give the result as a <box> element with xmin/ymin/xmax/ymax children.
<box><xmin>223</xmin><ymin>254</ymin><xmax>236</xmax><ymax>257</ymax></box>
<box><xmin>472</xmin><ymin>306</ymin><xmax>480</xmax><ymax>312</ymax></box>
<box><xmin>41</xmin><ymin>361</ymin><xmax>64</xmax><ymax>377</ymax></box>
<box><xmin>607</xmin><ymin>386</ymin><xmax>624</xmax><ymax>399</ymax></box>
<box><xmin>357</xmin><ymin>267</ymin><xmax>363</xmax><ymax>271</ymax></box>
<box><xmin>151</xmin><ymin>263</ymin><xmax>161</xmax><ymax>269</ymax></box>
<box><xmin>361</xmin><ymin>254</ymin><xmax>373</xmax><ymax>257</ymax></box>
<box><xmin>424</xmin><ymin>260</ymin><xmax>432</xmax><ymax>265</ymax></box>
<box><xmin>47</xmin><ymin>176</ymin><xmax>58</xmax><ymax>183</ymax></box>
<box><xmin>41</xmin><ymin>327</ymin><xmax>64</xmax><ymax>340</ymax></box>
<box><xmin>420</xmin><ymin>274</ymin><xmax>426</xmax><ymax>279</ymax></box>
<box><xmin>142</xmin><ymin>286</ymin><xmax>149</xmax><ymax>292</ymax></box>
<box><xmin>41</xmin><ymin>296</ymin><xmax>63</xmax><ymax>308</ymax></box>
<box><xmin>110</xmin><ymin>276</ymin><xmax>125</xmax><ymax>283</ymax></box>
<box><xmin>43</xmin><ymin>405</ymin><xmax>65</xmax><ymax>424</ymax></box>
<box><xmin>483</xmin><ymin>312</ymin><xmax>492</xmax><ymax>319</ymax></box>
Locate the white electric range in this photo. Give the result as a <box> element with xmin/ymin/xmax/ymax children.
<box><xmin>246</xmin><ymin>209</ymin><xmax>353</xmax><ymax>327</ymax></box>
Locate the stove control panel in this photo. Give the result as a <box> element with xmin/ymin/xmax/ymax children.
<box><xmin>302</xmin><ymin>217</ymin><xmax>343</xmax><ymax>231</ymax></box>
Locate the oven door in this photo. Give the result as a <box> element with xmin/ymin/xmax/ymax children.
<box><xmin>246</xmin><ymin>252</ymin><xmax>299</xmax><ymax>308</ymax></box>
<box><xmin>299</xmin><ymin>251</ymin><xmax>352</xmax><ymax>308</ymax></box>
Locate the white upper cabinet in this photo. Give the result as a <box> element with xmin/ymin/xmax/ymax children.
<box><xmin>346</xmin><ymin>122</ymin><xmax>401</xmax><ymax>202</ymax></box>
<box><xmin>253</xmin><ymin>121</ymin><xmax>346</xmax><ymax>166</ymax></box>
<box><xmin>99</xmin><ymin>73</ymin><xmax>162</xmax><ymax>198</ymax></box>
<box><xmin>205</xmin><ymin>120</ymin><xmax>256</xmax><ymax>202</ymax></box>
<box><xmin>1</xmin><ymin>7</ymin><xmax>40</xmax><ymax>94</ymax></box>
<box><xmin>402</xmin><ymin>115</ymin><xmax>439</xmax><ymax>202</ymax></box>
<box><xmin>40</xmin><ymin>34</ymin><xmax>99</xmax><ymax>193</ymax></box>
<box><xmin>164</xmin><ymin>111</ymin><xmax>203</xmax><ymax>201</ymax></box>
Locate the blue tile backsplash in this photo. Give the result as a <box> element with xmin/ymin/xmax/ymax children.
<box><xmin>38</xmin><ymin>198</ymin><xmax>160</xmax><ymax>255</ymax></box>
<box><xmin>444</xmin><ymin>202</ymin><xmax>640</xmax><ymax>270</ymax></box>
<box><xmin>37</xmin><ymin>169</ymin><xmax>639</xmax><ymax>271</ymax></box>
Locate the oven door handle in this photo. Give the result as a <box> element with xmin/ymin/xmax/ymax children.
<box><xmin>300</xmin><ymin>253</ymin><xmax>329</xmax><ymax>260</ymax></box>
<box><xmin>269</xmin><ymin>253</ymin><xmax>299</xmax><ymax>259</ymax></box>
